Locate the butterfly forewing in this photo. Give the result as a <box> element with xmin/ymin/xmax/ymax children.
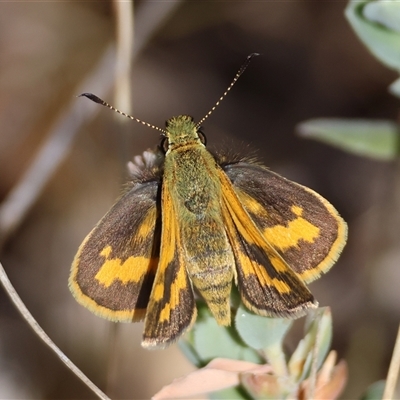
<box><xmin>218</xmin><ymin>168</ymin><xmax>317</xmax><ymax>318</ymax></box>
<box><xmin>69</xmin><ymin>179</ymin><xmax>161</xmax><ymax>322</ymax></box>
<box><xmin>223</xmin><ymin>161</ymin><xmax>347</xmax><ymax>283</ymax></box>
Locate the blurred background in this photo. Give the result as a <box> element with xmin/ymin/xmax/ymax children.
<box><xmin>0</xmin><ymin>1</ymin><xmax>399</xmax><ymax>399</ymax></box>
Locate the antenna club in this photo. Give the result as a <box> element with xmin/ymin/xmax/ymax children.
<box><xmin>79</xmin><ymin>93</ymin><xmax>106</xmax><ymax>106</ymax></box>
<box><xmin>248</xmin><ymin>52</ymin><xmax>261</xmax><ymax>60</ymax></box>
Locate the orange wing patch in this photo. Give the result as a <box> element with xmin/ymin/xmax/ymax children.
<box><xmin>95</xmin><ymin>245</ymin><xmax>158</xmax><ymax>288</ymax></box>
<box><xmin>264</xmin><ymin>205</ymin><xmax>320</xmax><ymax>251</ymax></box>
<box><xmin>238</xmin><ymin>193</ymin><xmax>321</xmax><ymax>251</ymax></box>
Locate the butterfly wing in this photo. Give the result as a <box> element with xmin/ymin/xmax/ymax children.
<box><xmin>224</xmin><ymin>161</ymin><xmax>347</xmax><ymax>283</ymax></box>
<box><xmin>142</xmin><ymin>182</ymin><xmax>196</xmax><ymax>349</ymax></box>
<box><xmin>69</xmin><ymin>179</ymin><xmax>161</xmax><ymax>322</ymax></box>
<box><xmin>217</xmin><ymin>168</ymin><xmax>316</xmax><ymax>318</ymax></box>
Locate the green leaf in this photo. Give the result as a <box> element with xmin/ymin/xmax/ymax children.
<box><xmin>363</xmin><ymin>1</ymin><xmax>400</xmax><ymax>34</ymax></box>
<box><xmin>235</xmin><ymin>303</ymin><xmax>292</xmax><ymax>351</ymax></box>
<box><xmin>361</xmin><ymin>380</ymin><xmax>386</xmax><ymax>400</ymax></box>
<box><xmin>304</xmin><ymin>308</ymin><xmax>332</xmax><ymax>372</ymax></box>
<box><xmin>297</xmin><ymin>118</ymin><xmax>400</xmax><ymax>160</ymax></box>
<box><xmin>177</xmin><ymin>336</ymin><xmax>202</xmax><ymax>367</ymax></box>
<box><xmin>185</xmin><ymin>302</ymin><xmax>262</xmax><ymax>366</ymax></box>
<box><xmin>235</xmin><ymin>303</ymin><xmax>292</xmax><ymax>378</ymax></box>
<box><xmin>288</xmin><ymin>308</ymin><xmax>332</xmax><ymax>382</ymax></box>
<box><xmin>345</xmin><ymin>0</ymin><xmax>400</xmax><ymax>71</ymax></box>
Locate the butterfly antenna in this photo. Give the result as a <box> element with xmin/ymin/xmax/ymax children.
<box><xmin>79</xmin><ymin>93</ymin><xmax>167</xmax><ymax>135</ymax></box>
<box><xmin>196</xmin><ymin>53</ymin><xmax>260</xmax><ymax>129</ymax></box>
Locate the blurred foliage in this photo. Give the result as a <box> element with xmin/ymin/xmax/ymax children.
<box><xmin>160</xmin><ymin>306</ymin><xmax>347</xmax><ymax>399</ymax></box>
<box><xmin>180</xmin><ymin>302</ymin><xmax>262</xmax><ymax>367</ymax></box>
<box><xmin>361</xmin><ymin>380</ymin><xmax>386</xmax><ymax>400</ymax></box>
<box><xmin>300</xmin><ymin>0</ymin><xmax>400</xmax><ymax>160</ymax></box>
<box><xmin>298</xmin><ymin>118</ymin><xmax>400</xmax><ymax>160</ymax></box>
<box><xmin>346</xmin><ymin>0</ymin><xmax>400</xmax><ymax>75</ymax></box>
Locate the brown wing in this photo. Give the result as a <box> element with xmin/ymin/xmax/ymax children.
<box><xmin>218</xmin><ymin>168</ymin><xmax>316</xmax><ymax>318</ymax></box>
<box><xmin>142</xmin><ymin>182</ymin><xmax>196</xmax><ymax>349</ymax></box>
<box><xmin>223</xmin><ymin>161</ymin><xmax>347</xmax><ymax>283</ymax></box>
<box><xmin>69</xmin><ymin>180</ymin><xmax>161</xmax><ymax>322</ymax></box>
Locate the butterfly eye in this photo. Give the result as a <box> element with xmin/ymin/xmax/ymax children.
<box><xmin>161</xmin><ymin>137</ymin><xmax>169</xmax><ymax>153</ymax></box>
<box><xmin>198</xmin><ymin>130</ymin><xmax>207</xmax><ymax>146</ymax></box>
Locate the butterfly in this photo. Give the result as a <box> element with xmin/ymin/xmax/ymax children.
<box><xmin>69</xmin><ymin>54</ymin><xmax>347</xmax><ymax>349</ymax></box>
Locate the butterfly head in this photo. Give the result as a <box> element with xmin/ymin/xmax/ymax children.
<box><xmin>163</xmin><ymin>115</ymin><xmax>205</xmax><ymax>153</ymax></box>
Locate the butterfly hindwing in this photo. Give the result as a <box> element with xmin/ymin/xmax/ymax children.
<box><xmin>223</xmin><ymin>161</ymin><xmax>347</xmax><ymax>283</ymax></box>
<box><xmin>218</xmin><ymin>168</ymin><xmax>317</xmax><ymax>318</ymax></box>
<box><xmin>69</xmin><ymin>179</ymin><xmax>161</xmax><ymax>322</ymax></box>
<box><xmin>142</xmin><ymin>182</ymin><xmax>196</xmax><ymax>349</ymax></box>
